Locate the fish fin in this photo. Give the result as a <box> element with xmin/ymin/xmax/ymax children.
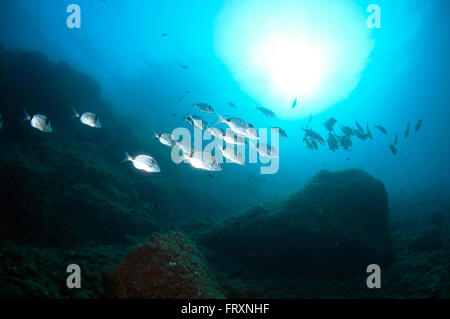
<box><xmin>152</xmin><ymin>130</ymin><xmax>159</xmax><ymax>138</ymax></box>
<box><xmin>22</xmin><ymin>109</ymin><xmax>31</xmax><ymax>122</ymax></box>
<box><xmin>215</xmin><ymin>113</ymin><xmax>226</xmax><ymax>125</ymax></box>
<box><xmin>122</xmin><ymin>152</ymin><xmax>132</xmax><ymax>162</ymax></box>
<box><xmin>71</xmin><ymin>107</ymin><xmax>80</xmax><ymax>119</ymax></box>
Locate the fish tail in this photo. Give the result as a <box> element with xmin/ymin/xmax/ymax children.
<box><xmin>122</xmin><ymin>151</ymin><xmax>132</xmax><ymax>162</ymax></box>
<box><xmin>71</xmin><ymin>107</ymin><xmax>80</xmax><ymax>119</ymax></box>
<box><xmin>215</xmin><ymin>113</ymin><xmax>226</xmax><ymax>125</ymax></box>
<box><xmin>22</xmin><ymin>109</ymin><xmax>31</xmax><ymax>122</ymax></box>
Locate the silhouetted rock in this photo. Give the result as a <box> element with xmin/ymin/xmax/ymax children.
<box><xmin>199</xmin><ymin>169</ymin><xmax>392</xmax><ymax>278</ymax></box>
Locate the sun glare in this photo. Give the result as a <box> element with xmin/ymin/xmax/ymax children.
<box><xmin>254</xmin><ymin>35</ymin><xmax>326</xmax><ymax>98</ymax></box>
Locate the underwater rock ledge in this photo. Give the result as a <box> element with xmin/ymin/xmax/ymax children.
<box><xmin>199</xmin><ymin>169</ymin><xmax>392</xmax><ymax>278</ymax></box>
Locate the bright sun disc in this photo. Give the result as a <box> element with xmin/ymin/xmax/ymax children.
<box><xmin>214</xmin><ymin>0</ymin><xmax>374</xmax><ymax>119</ymax></box>
<box><xmin>254</xmin><ymin>35</ymin><xmax>326</xmax><ymax>98</ymax></box>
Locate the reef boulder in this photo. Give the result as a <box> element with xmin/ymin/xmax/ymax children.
<box><xmin>102</xmin><ymin>232</ymin><xmax>224</xmax><ymax>298</ymax></box>
<box><xmin>199</xmin><ymin>169</ymin><xmax>392</xmax><ymax>278</ymax></box>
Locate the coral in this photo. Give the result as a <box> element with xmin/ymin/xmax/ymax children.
<box><xmin>199</xmin><ymin>169</ymin><xmax>392</xmax><ymax>278</ymax></box>
<box><xmin>102</xmin><ymin>232</ymin><xmax>224</xmax><ymax>298</ymax></box>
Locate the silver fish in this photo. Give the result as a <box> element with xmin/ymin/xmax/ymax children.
<box><xmin>355</xmin><ymin>121</ymin><xmax>364</xmax><ymax>133</ymax></box>
<box><xmin>194</xmin><ymin>102</ymin><xmax>214</xmax><ymax>114</ymax></box>
<box><xmin>123</xmin><ymin>152</ymin><xmax>160</xmax><ymax>173</ymax></box>
<box><xmin>302</xmin><ymin>128</ymin><xmax>325</xmax><ymax>145</ymax></box>
<box><xmin>184</xmin><ymin>114</ymin><xmax>208</xmax><ymax>130</ymax></box>
<box><xmin>222</xmin><ymin>130</ymin><xmax>247</xmax><ymax>145</ymax></box>
<box><xmin>257</xmin><ymin>106</ymin><xmax>276</xmax><ymax>118</ymax></box>
<box><xmin>366</xmin><ymin>123</ymin><xmax>373</xmax><ymax>139</ymax></box>
<box><xmin>375</xmin><ymin>124</ymin><xmax>388</xmax><ymax>135</ymax></box>
<box><xmin>72</xmin><ymin>109</ymin><xmax>101</xmax><ymax>128</ymax></box>
<box><xmin>292</xmin><ymin>97</ymin><xmax>298</xmax><ymax>109</ymax></box>
<box><xmin>155</xmin><ymin>132</ymin><xmax>175</xmax><ymax>147</ymax></box>
<box><xmin>220</xmin><ymin>146</ymin><xmax>245</xmax><ymax>165</ymax></box>
<box><xmin>23</xmin><ymin>109</ymin><xmax>52</xmax><ymax>133</ymax></box>
<box><xmin>183</xmin><ymin>151</ymin><xmax>222</xmax><ymax>171</ymax></box>
<box><xmin>251</xmin><ymin>142</ymin><xmax>279</xmax><ymax>158</ymax></box>
<box><xmin>404</xmin><ymin>122</ymin><xmax>410</xmax><ymax>138</ymax></box>
<box><xmin>205</xmin><ymin>127</ymin><xmax>224</xmax><ymax>139</ymax></box>
<box><xmin>216</xmin><ymin>114</ymin><xmax>258</xmax><ymax>140</ymax></box>
<box><xmin>390</xmin><ymin>145</ymin><xmax>398</xmax><ymax>155</ymax></box>
<box><xmin>415</xmin><ymin>119</ymin><xmax>423</xmax><ymax>132</ymax></box>
<box><xmin>323</xmin><ymin>118</ymin><xmax>337</xmax><ymax>131</ymax></box>
<box><xmin>327</xmin><ymin>132</ymin><xmax>339</xmax><ymax>151</ymax></box>
<box><xmin>341</xmin><ymin>126</ymin><xmax>355</xmax><ymax>137</ymax></box>
<box><xmin>338</xmin><ymin>135</ymin><xmax>352</xmax><ymax>151</ymax></box>
<box><xmin>271</xmin><ymin>127</ymin><xmax>288</xmax><ymax>138</ymax></box>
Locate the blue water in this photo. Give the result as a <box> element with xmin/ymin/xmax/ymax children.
<box><xmin>1</xmin><ymin>0</ymin><xmax>449</xmax><ymax>205</ymax></box>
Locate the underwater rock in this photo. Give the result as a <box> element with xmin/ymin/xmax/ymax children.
<box><xmin>409</xmin><ymin>226</ymin><xmax>442</xmax><ymax>252</ymax></box>
<box><xmin>199</xmin><ymin>169</ymin><xmax>392</xmax><ymax>278</ymax></box>
<box><xmin>102</xmin><ymin>232</ymin><xmax>224</xmax><ymax>298</ymax></box>
<box><xmin>0</xmin><ymin>46</ymin><xmax>172</xmax><ymax>247</ymax></box>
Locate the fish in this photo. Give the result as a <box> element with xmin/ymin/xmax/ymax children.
<box><xmin>366</xmin><ymin>123</ymin><xmax>373</xmax><ymax>139</ymax></box>
<box><xmin>222</xmin><ymin>130</ymin><xmax>246</xmax><ymax>145</ymax></box>
<box><xmin>302</xmin><ymin>128</ymin><xmax>325</xmax><ymax>145</ymax></box>
<box><xmin>354</xmin><ymin>129</ymin><xmax>368</xmax><ymax>140</ymax></box>
<box><xmin>304</xmin><ymin>137</ymin><xmax>314</xmax><ymax>150</ymax></box>
<box><xmin>220</xmin><ymin>146</ymin><xmax>245</xmax><ymax>165</ymax></box>
<box><xmin>185</xmin><ymin>90</ymin><xmax>190</xmax><ymax>94</ymax></box>
<box><xmin>390</xmin><ymin>144</ymin><xmax>398</xmax><ymax>155</ymax></box>
<box><xmin>337</xmin><ymin>135</ymin><xmax>352</xmax><ymax>151</ymax></box>
<box><xmin>23</xmin><ymin>109</ymin><xmax>52</xmax><ymax>133</ymax></box>
<box><xmin>205</xmin><ymin>127</ymin><xmax>224</xmax><ymax>140</ymax></box>
<box><xmin>271</xmin><ymin>127</ymin><xmax>288</xmax><ymax>138</ymax></box>
<box><xmin>306</xmin><ymin>114</ymin><xmax>312</xmax><ymax>128</ymax></box>
<box><xmin>227</xmin><ymin>102</ymin><xmax>236</xmax><ymax>108</ymax></box>
<box><xmin>256</xmin><ymin>106</ymin><xmax>276</xmax><ymax>118</ymax></box>
<box><xmin>72</xmin><ymin>108</ymin><xmax>101</xmax><ymax>128</ymax></box>
<box><xmin>216</xmin><ymin>114</ymin><xmax>258</xmax><ymax>140</ymax></box>
<box><xmin>340</xmin><ymin>126</ymin><xmax>355</xmax><ymax>137</ymax></box>
<box><xmin>323</xmin><ymin>118</ymin><xmax>337</xmax><ymax>131</ymax></box>
<box><xmin>123</xmin><ymin>152</ymin><xmax>160</xmax><ymax>173</ymax></box>
<box><xmin>292</xmin><ymin>97</ymin><xmax>298</xmax><ymax>109</ymax></box>
<box><xmin>327</xmin><ymin>132</ymin><xmax>339</xmax><ymax>151</ymax></box>
<box><xmin>155</xmin><ymin>132</ymin><xmax>175</xmax><ymax>147</ymax></box>
<box><xmin>180</xmin><ymin>64</ymin><xmax>189</xmax><ymax>69</ymax></box>
<box><xmin>251</xmin><ymin>142</ymin><xmax>279</xmax><ymax>158</ymax></box>
<box><xmin>310</xmin><ymin>139</ymin><xmax>319</xmax><ymax>150</ymax></box>
<box><xmin>375</xmin><ymin>124</ymin><xmax>388</xmax><ymax>135</ymax></box>
<box><xmin>355</xmin><ymin>121</ymin><xmax>364</xmax><ymax>133</ymax></box>
<box><xmin>184</xmin><ymin>114</ymin><xmax>208</xmax><ymax>130</ymax></box>
<box><xmin>394</xmin><ymin>132</ymin><xmax>398</xmax><ymax>145</ymax></box>
<box><xmin>404</xmin><ymin>122</ymin><xmax>410</xmax><ymax>138</ymax></box>
<box><xmin>194</xmin><ymin>102</ymin><xmax>214</xmax><ymax>114</ymax></box>
<box><xmin>183</xmin><ymin>151</ymin><xmax>222</xmax><ymax>171</ymax></box>
<box><xmin>0</xmin><ymin>113</ymin><xmax>2</xmax><ymax>130</ymax></box>
<box><xmin>415</xmin><ymin>119</ymin><xmax>423</xmax><ymax>132</ymax></box>
<box><xmin>161</xmin><ymin>33</ymin><xmax>168</xmax><ymax>37</ymax></box>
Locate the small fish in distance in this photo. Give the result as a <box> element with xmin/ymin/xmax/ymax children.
<box><xmin>415</xmin><ymin>119</ymin><xmax>423</xmax><ymax>132</ymax></box>
<box><xmin>194</xmin><ymin>102</ymin><xmax>214</xmax><ymax>114</ymax></box>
